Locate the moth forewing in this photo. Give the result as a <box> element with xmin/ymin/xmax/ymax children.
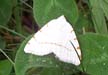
<box><xmin>24</xmin><ymin>15</ymin><xmax>81</xmax><ymax>66</ymax></box>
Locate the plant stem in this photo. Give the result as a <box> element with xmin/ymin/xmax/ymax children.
<box><xmin>13</xmin><ymin>0</ymin><xmax>22</xmax><ymax>34</ymax></box>
<box><xmin>20</xmin><ymin>0</ymin><xmax>33</xmax><ymax>9</ymax></box>
<box><xmin>82</xmin><ymin>27</ymin><xmax>86</xmax><ymax>34</ymax></box>
<box><xmin>0</xmin><ymin>25</ymin><xmax>26</xmax><ymax>38</ymax></box>
<box><xmin>0</xmin><ymin>48</ymin><xmax>15</xmax><ymax>66</ymax></box>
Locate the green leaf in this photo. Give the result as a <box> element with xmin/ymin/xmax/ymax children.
<box><xmin>0</xmin><ymin>0</ymin><xmax>12</xmax><ymax>25</ymax></box>
<box><xmin>15</xmin><ymin>36</ymin><xmax>59</xmax><ymax>75</ymax></box>
<box><xmin>89</xmin><ymin>0</ymin><xmax>108</xmax><ymax>34</ymax></box>
<box><xmin>40</xmin><ymin>68</ymin><xmax>62</xmax><ymax>75</ymax></box>
<box><xmin>99</xmin><ymin>0</ymin><xmax>108</xmax><ymax>20</ymax></box>
<box><xmin>0</xmin><ymin>36</ymin><xmax>5</xmax><ymax>49</ymax></box>
<box><xmin>15</xmin><ymin>35</ymin><xmax>81</xmax><ymax>75</ymax></box>
<box><xmin>0</xmin><ymin>60</ymin><xmax>12</xmax><ymax>75</ymax></box>
<box><xmin>79</xmin><ymin>33</ymin><xmax>108</xmax><ymax>75</ymax></box>
<box><xmin>75</xmin><ymin>12</ymin><xmax>90</xmax><ymax>34</ymax></box>
<box><xmin>76</xmin><ymin>13</ymin><xmax>88</xmax><ymax>28</ymax></box>
<box><xmin>33</xmin><ymin>0</ymin><xmax>78</xmax><ymax>27</ymax></box>
<box><xmin>104</xmin><ymin>0</ymin><xmax>108</xmax><ymax>4</ymax></box>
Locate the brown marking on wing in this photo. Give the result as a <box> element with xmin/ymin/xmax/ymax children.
<box><xmin>40</xmin><ymin>42</ymin><xmax>71</xmax><ymax>51</ymax></box>
<box><xmin>39</xmin><ymin>29</ymin><xmax>42</xmax><ymax>32</ymax></box>
<box><xmin>70</xmin><ymin>29</ymin><xmax>74</xmax><ymax>33</ymax></box>
<box><xmin>27</xmin><ymin>42</ymin><xmax>30</xmax><ymax>45</ymax></box>
<box><xmin>77</xmin><ymin>46</ymin><xmax>80</xmax><ymax>50</ymax></box>
<box><xmin>79</xmin><ymin>55</ymin><xmax>82</xmax><ymax>60</ymax></box>
<box><xmin>32</xmin><ymin>35</ymin><xmax>37</xmax><ymax>41</ymax></box>
<box><xmin>74</xmin><ymin>38</ymin><xmax>77</xmax><ymax>40</ymax></box>
<box><xmin>32</xmin><ymin>35</ymin><xmax>35</xmax><ymax>39</ymax></box>
<box><xmin>46</xmin><ymin>24</ymin><xmax>48</xmax><ymax>27</ymax></box>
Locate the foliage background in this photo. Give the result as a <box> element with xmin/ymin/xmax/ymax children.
<box><xmin>0</xmin><ymin>0</ymin><xmax>108</xmax><ymax>75</ymax></box>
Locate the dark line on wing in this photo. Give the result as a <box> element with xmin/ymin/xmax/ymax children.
<box><xmin>39</xmin><ymin>42</ymin><xmax>71</xmax><ymax>51</ymax></box>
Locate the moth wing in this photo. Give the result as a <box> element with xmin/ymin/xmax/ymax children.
<box><xmin>24</xmin><ymin>16</ymin><xmax>66</xmax><ymax>55</ymax></box>
<box><xmin>24</xmin><ymin>15</ymin><xmax>81</xmax><ymax>65</ymax></box>
<box><xmin>52</xmin><ymin>42</ymin><xmax>80</xmax><ymax>65</ymax></box>
<box><xmin>24</xmin><ymin>37</ymin><xmax>52</xmax><ymax>56</ymax></box>
<box><xmin>49</xmin><ymin>16</ymin><xmax>81</xmax><ymax>65</ymax></box>
<box><xmin>69</xmin><ymin>27</ymin><xmax>81</xmax><ymax>59</ymax></box>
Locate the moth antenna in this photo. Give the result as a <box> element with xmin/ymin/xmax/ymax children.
<box><xmin>70</xmin><ymin>41</ymin><xmax>85</xmax><ymax>72</ymax></box>
<box><xmin>70</xmin><ymin>41</ymin><xmax>80</xmax><ymax>61</ymax></box>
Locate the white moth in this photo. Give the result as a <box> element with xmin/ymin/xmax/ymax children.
<box><xmin>24</xmin><ymin>15</ymin><xmax>81</xmax><ymax>66</ymax></box>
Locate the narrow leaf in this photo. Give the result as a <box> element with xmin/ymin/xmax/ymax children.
<box><xmin>99</xmin><ymin>0</ymin><xmax>108</xmax><ymax>20</ymax></box>
<box><xmin>89</xmin><ymin>0</ymin><xmax>107</xmax><ymax>34</ymax></box>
